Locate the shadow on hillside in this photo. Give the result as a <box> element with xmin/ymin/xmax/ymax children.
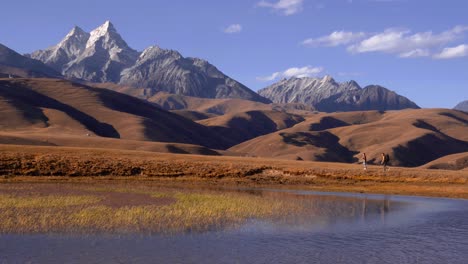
<box><xmin>0</xmin><ymin>81</ymin><xmax>120</xmax><ymax>138</ymax></box>
<box><xmin>280</xmin><ymin>131</ymin><xmax>358</xmax><ymax>162</ymax></box>
<box><xmin>393</xmin><ymin>133</ymin><xmax>468</xmax><ymax>167</ymax></box>
<box><xmin>79</xmin><ymin>84</ymin><xmax>230</xmax><ymax>149</ymax></box>
<box><xmin>439</xmin><ymin>112</ymin><xmax>468</xmax><ymax>125</ymax></box>
<box><xmin>309</xmin><ymin>116</ymin><xmax>350</xmax><ymax>131</ymax></box>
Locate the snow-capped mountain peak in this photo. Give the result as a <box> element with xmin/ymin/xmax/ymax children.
<box><xmin>57</xmin><ymin>26</ymin><xmax>89</xmax><ymax>55</ymax></box>
<box><xmin>86</xmin><ymin>20</ymin><xmax>121</xmax><ymax>49</ymax></box>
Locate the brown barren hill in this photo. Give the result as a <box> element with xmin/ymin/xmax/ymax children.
<box><xmin>420</xmin><ymin>152</ymin><xmax>468</xmax><ymax>170</ymax></box>
<box><xmin>0</xmin><ymin>78</ymin><xmax>231</xmax><ymax>150</ymax></box>
<box><xmin>230</xmin><ymin>109</ymin><xmax>468</xmax><ymax>167</ymax></box>
<box><xmin>198</xmin><ymin>110</ymin><xmax>305</xmax><ymax>147</ymax></box>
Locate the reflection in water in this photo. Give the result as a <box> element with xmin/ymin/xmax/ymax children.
<box><xmin>234</xmin><ymin>190</ymin><xmax>400</xmax><ymax>232</ymax></box>
<box><xmin>1</xmin><ymin>188</ymin><xmax>468</xmax><ymax>264</ymax></box>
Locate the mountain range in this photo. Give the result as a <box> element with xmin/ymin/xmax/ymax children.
<box><xmin>27</xmin><ymin>21</ymin><xmax>269</xmax><ymax>103</ymax></box>
<box><xmin>25</xmin><ymin>21</ymin><xmax>421</xmax><ymax>111</ymax></box>
<box><xmin>258</xmin><ymin>76</ymin><xmax>419</xmax><ymax>112</ymax></box>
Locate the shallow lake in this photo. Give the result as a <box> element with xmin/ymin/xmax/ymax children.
<box><xmin>1</xmin><ymin>188</ymin><xmax>467</xmax><ymax>264</ymax></box>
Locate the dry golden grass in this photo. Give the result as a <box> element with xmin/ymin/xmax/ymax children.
<box><xmin>0</xmin><ymin>183</ymin><xmax>308</xmax><ymax>234</ymax></box>
<box><xmin>1</xmin><ymin>144</ymin><xmax>467</xmax><ymax>199</ymax></box>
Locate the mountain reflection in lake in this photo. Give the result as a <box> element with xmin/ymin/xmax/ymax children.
<box><xmin>1</xmin><ymin>187</ymin><xmax>467</xmax><ymax>264</ymax></box>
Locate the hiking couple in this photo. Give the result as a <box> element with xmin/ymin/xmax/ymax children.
<box><xmin>361</xmin><ymin>153</ymin><xmax>390</xmax><ymax>171</ymax></box>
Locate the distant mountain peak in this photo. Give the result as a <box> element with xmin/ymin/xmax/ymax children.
<box><xmin>67</xmin><ymin>26</ymin><xmax>86</xmax><ymax>37</ymax></box>
<box><xmin>258</xmin><ymin>74</ymin><xmax>419</xmax><ymax>111</ymax></box>
<box><xmin>139</xmin><ymin>45</ymin><xmax>181</xmax><ymax>60</ymax></box>
<box><xmin>86</xmin><ymin>20</ymin><xmax>123</xmax><ymax>49</ymax></box>
<box><xmin>321</xmin><ymin>75</ymin><xmax>335</xmax><ymax>83</ymax></box>
<box><xmin>58</xmin><ymin>26</ymin><xmax>89</xmax><ymax>49</ymax></box>
<box><xmin>454</xmin><ymin>100</ymin><xmax>468</xmax><ymax>112</ymax></box>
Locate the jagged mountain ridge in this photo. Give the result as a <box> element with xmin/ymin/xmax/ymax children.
<box><xmin>258</xmin><ymin>76</ymin><xmax>419</xmax><ymax>112</ymax></box>
<box><xmin>119</xmin><ymin>46</ymin><xmax>267</xmax><ymax>101</ymax></box>
<box><xmin>28</xmin><ymin>21</ymin><xmax>269</xmax><ymax>103</ymax></box>
<box><xmin>29</xmin><ymin>21</ymin><xmax>139</xmax><ymax>83</ymax></box>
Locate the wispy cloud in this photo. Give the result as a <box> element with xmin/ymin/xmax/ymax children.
<box><xmin>399</xmin><ymin>49</ymin><xmax>430</xmax><ymax>58</ymax></box>
<box><xmin>257</xmin><ymin>65</ymin><xmax>323</xmax><ymax>82</ymax></box>
<box><xmin>302</xmin><ymin>25</ymin><xmax>468</xmax><ymax>59</ymax></box>
<box><xmin>301</xmin><ymin>31</ymin><xmax>366</xmax><ymax>47</ymax></box>
<box><xmin>257</xmin><ymin>0</ymin><xmax>304</xmax><ymax>16</ymax></box>
<box><xmin>223</xmin><ymin>24</ymin><xmax>242</xmax><ymax>34</ymax></box>
<box><xmin>433</xmin><ymin>44</ymin><xmax>468</xmax><ymax>59</ymax></box>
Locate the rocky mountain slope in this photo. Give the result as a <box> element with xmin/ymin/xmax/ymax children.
<box><xmin>454</xmin><ymin>100</ymin><xmax>468</xmax><ymax>112</ymax></box>
<box><xmin>28</xmin><ymin>21</ymin><xmax>269</xmax><ymax>103</ymax></box>
<box><xmin>0</xmin><ymin>44</ymin><xmax>61</xmax><ymax>78</ymax></box>
<box><xmin>258</xmin><ymin>76</ymin><xmax>419</xmax><ymax>112</ymax></box>
<box><xmin>29</xmin><ymin>21</ymin><xmax>139</xmax><ymax>83</ymax></box>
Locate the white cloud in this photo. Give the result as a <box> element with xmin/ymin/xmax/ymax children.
<box><xmin>434</xmin><ymin>44</ymin><xmax>468</xmax><ymax>59</ymax></box>
<box><xmin>301</xmin><ymin>31</ymin><xmax>366</xmax><ymax>47</ymax></box>
<box><xmin>257</xmin><ymin>65</ymin><xmax>323</xmax><ymax>82</ymax></box>
<box><xmin>224</xmin><ymin>24</ymin><xmax>242</xmax><ymax>34</ymax></box>
<box><xmin>348</xmin><ymin>26</ymin><xmax>468</xmax><ymax>57</ymax></box>
<box><xmin>302</xmin><ymin>25</ymin><xmax>468</xmax><ymax>59</ymax></box>
<box><xmin>257</xmin><ymin>0</ymin><xmax>304</xmax><ymax>16</ymax></box>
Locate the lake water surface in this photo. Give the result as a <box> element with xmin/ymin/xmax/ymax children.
<box><xmin>1</xmin><ymin>189</ymin><xmax>467</xmax><ymax>264</ymax></box>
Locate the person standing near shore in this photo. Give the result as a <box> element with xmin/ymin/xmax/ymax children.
<box><xmin>362</xmin><ymin>153</ymin><xmax>367</xmax><ymax>170</ymax></box>
<box><xmin>381</xmin><ymin>153</ymin><xmax>389</xmax><ymax>172</ymax></box>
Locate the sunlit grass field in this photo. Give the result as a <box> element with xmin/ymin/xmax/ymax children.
<box><xmin>0</xmin><ymin>184</ymin><xmax>311</xmax><ymax>234</ymax></box>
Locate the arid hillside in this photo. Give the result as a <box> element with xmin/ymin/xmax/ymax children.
<box><xmin>230</xmin><ymin>109</ymin><xmax>468</xmax><ymax>167</ymax></box>
<box><xmin>419</xmin><ymin>152</ymin><xmax>468</xmax><ymax>170</ymax></box>
<box><xmin>0</xmin><ymin>78</ymin><xmax>231</xmax><ymax>150</ymax></box>
<box><xmin>198</xmin><ymin>110</ymin><xmax>305</xmax><ymax>147</ymax></box>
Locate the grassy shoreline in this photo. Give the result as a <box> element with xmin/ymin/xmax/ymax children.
<box><xmin>1</xmin><ymin>144</ymin><xmax>467</xmax><ymax>199</ymax></box>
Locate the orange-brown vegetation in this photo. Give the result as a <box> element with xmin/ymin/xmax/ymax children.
<box><xmin>1</xmin><ymin>144</ymin><xmax>467</xmax><ymax>199</ymax></box>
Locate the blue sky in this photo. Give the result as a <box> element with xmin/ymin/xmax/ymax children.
<box><xmin>1</xmin><ymin>0</ymin><xmax>467</xmax><ymax>108</ymax></box>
